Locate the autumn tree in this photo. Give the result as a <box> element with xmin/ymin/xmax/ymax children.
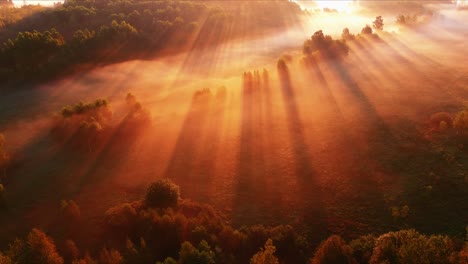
<box><xmin>303</xmin><ymin>30</ymin><xmax>348</xmax><ymax>57</ymax></box>
<box><xmin>145</xmin><ymin>179</ymin><xmax>180</xmax><ymax>208</ymax></box>
<box><xmin>342</xmin><ymin>28</ymin><xmax>355</xmax><ymax>41</ymax></box>
<box><xmin>250</xmin><ymin>239</ymin><xmax>279</xmax><ymax>264</ymax></box>
<box><xmin>310</xmin><ymin>235</ymin><xmax>356</xmax><ymax>264</ymax></box>
<box><xmin>373</xmin><ymin>16</ymin><xmax>384</xmax><ymax>31</ymax></box>
<box><xmin>6</xmin><ymin>228</ymin><xmax>64</xmax><ymax>264</ymax></box>
<box><xmin>369</xmin><ymin>230</ymin><xmax>454</xmax><ymax>264</ymax></box>
<box><xmin>178</xmin><ymin>240</ymin><xmax>215</xmax><ymax>264</ymax></box>
<box><xmin>99</xmin><ymin>248</ymin><xmax>123</xmax><ymax>264</ymax></box>
<box><xmin>361</xmin><ymin>25</ymin><xmax>373</xmax><ymax>35</ymax></box>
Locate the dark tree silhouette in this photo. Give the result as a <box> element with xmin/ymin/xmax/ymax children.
<box><xmin>145</xmin><ymin>179</ymin><xmax>180</xmax><ymax>208</ymax></box>
<box><xmin>373</xmin><ymin>16</ymin><xmax>384</xmax><ymax>31</ymax></box>
<box><xmin>310</xmin><ymin>235</ymin><xmax>356</xmax><ymax>264</ymax></box>
<box><xmin>361</xmin><ymin>25</ymin><xmax>373</xmax><ymax>35</ymax></box>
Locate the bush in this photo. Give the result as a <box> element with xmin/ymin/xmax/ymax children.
<box><xmin>145</xmin><ymin>179</ymin><xmax>180</xmax><ymax>208</ymax></box>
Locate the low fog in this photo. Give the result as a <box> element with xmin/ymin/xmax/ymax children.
<box><xmin>0</xmin><ymin>0</ymin><xmax>467</xmax><ymax>242</ymax></box>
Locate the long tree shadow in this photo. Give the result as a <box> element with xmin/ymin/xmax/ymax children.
<box><xmin>234</xmin><ymin>71</ymin><xmax>268</xmax><ymax>225</ymax></box>
<box><xmin>303</xmin><ymin>56</ymin><xmax>397</xmax><ymax>236</ymax></box>
<box><xmin>277</xmin><ymin>61</ymin><xmax>327</xmax><ymax>241</ymax></box>
<box><xmin>164</xmin><ymin>90</ymin><xmax>213</xmax><ymax>198</ymax></box>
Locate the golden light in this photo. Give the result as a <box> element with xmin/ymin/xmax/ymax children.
<box><xmin>315</xmin><ymin>0</ymin><xmax>357</xmax><ymax>13</ymax></box>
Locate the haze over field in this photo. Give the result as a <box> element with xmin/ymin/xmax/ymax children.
<box><xmin>0</xmin><ymin>1</ymin><xmax>467</xmax><ymax>263</ymax></box>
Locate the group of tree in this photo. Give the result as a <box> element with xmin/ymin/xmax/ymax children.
<box><xmin>52</xmin><ymin>93</ymin><xmax>151</xmax><ymax>152</ymax></box>
<box><xmin>0</xmin><ymin>179</ymin><xmax>466</xmax><ymax>263</ymax></box>
<box><xmin>303</xmin><ymin>16</ymin><xmax>386</xmax><ymax>60</ymax></box>
<box><xmin>0</xmin><ymin>0</ymin><xmax>302</xmax><ymax>85</ymax></box>
<box><xmin>303</xmin><ymin>30</ymin><xmax>349</xmax><ymax>59</ymax></box>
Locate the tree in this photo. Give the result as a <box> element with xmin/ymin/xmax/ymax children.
<box><xmin>342</xmin><ymin>28</ymin><xmax>355</xmax><ymax>41</ymax></box>
<box><xmin>178</xmin><ymin>241</ymin><xmax>215</xmax><ymax>264</ymax></box>
<box><xmin>303</xmin><ymin>30</ymin><xmax>348</xmax><ymax>57</ymax></box>
<box><xmin>350</xmin><ymin>235</ymin><xmax>376</xmax><ymax>264</ymax></box>
<box><xmin>373</xmin><ymin>16</ymin><xmax>384</xmax><ymax>31</ymax></box>
<box><xmin>361</xmin><ymin>25</ymin><xmax>373</xmax><ymax>35</ymax></box>
<box><xmin>99</xmin><ymin>248</ymin><xmax>122</xmax><ymax>264</ymax></box>
<box><xmin>310</xmin><ymin>235</ymin><xmax>356</xmax><ymax>264</ymax></box>
<box><xmin>63</xmin><ymin>240</ymin><xmax>80</xmax><ymax>262</ymax></box>
<box><xmin>4</xmin><ymin>29</ymin><xmax>64</xmax><ymax>72</ymax></box>
<box><xmin>250</xmin><ymin>239</ymin><xmax>279</xmax><ymax>264</ymax></box>
<box><xmin>369</xmin><ymin>230</ymin><xmax>454</xmax><ymax>264</ymax></box>
<box><xmin>145</xmin><ymin>179</ymin><xmax>180</xmax><ymax>208</ymax></box>
<box><xmin>6</xmin><ymin>228</ymin><xmax>64</xmax><ymax>264</ymax></box>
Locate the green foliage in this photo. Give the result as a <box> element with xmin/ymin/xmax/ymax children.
<box><xmin>310</xmin><ymin>235</ymin><xmax>356</xmax><ymax>264</ymax></box>
<box><xmin>250</xmin><ymin>239</ymin><xmax>279</xmax><ymax>264</ymax></box>
<box><xmin>145</xmin><ymin>179</ymin><xmax>180</xmax><ymax>208</ymax></box>
<box><xmin>1</xmin><ymin>28</ymin><xmax>64</xmax><ymax>72</ymax></box>
<box><xmin>61</xmin><ymin>99</ymin><xmax>109</xmax><ymax>118</ymax></box>
<box><xmin>0</xmin><ymin>0</ymin><xmax>302</xmax><ymax>84</ymax></box>
<box><xmin>178</xmin><ymin>240</ymin><xmax>215</xmax><ymax>264</ymax></box>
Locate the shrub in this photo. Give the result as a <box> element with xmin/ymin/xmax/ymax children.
<box><xmin>145</xmin><ymin>179</ymin><xmax>180</xmax><ymax>208</ymax></box>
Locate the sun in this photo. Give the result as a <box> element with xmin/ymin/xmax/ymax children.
<box><xmin>315</xmin><ymin>0</ymin><xmax>357</xmax><ymax>13</ymax></box>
